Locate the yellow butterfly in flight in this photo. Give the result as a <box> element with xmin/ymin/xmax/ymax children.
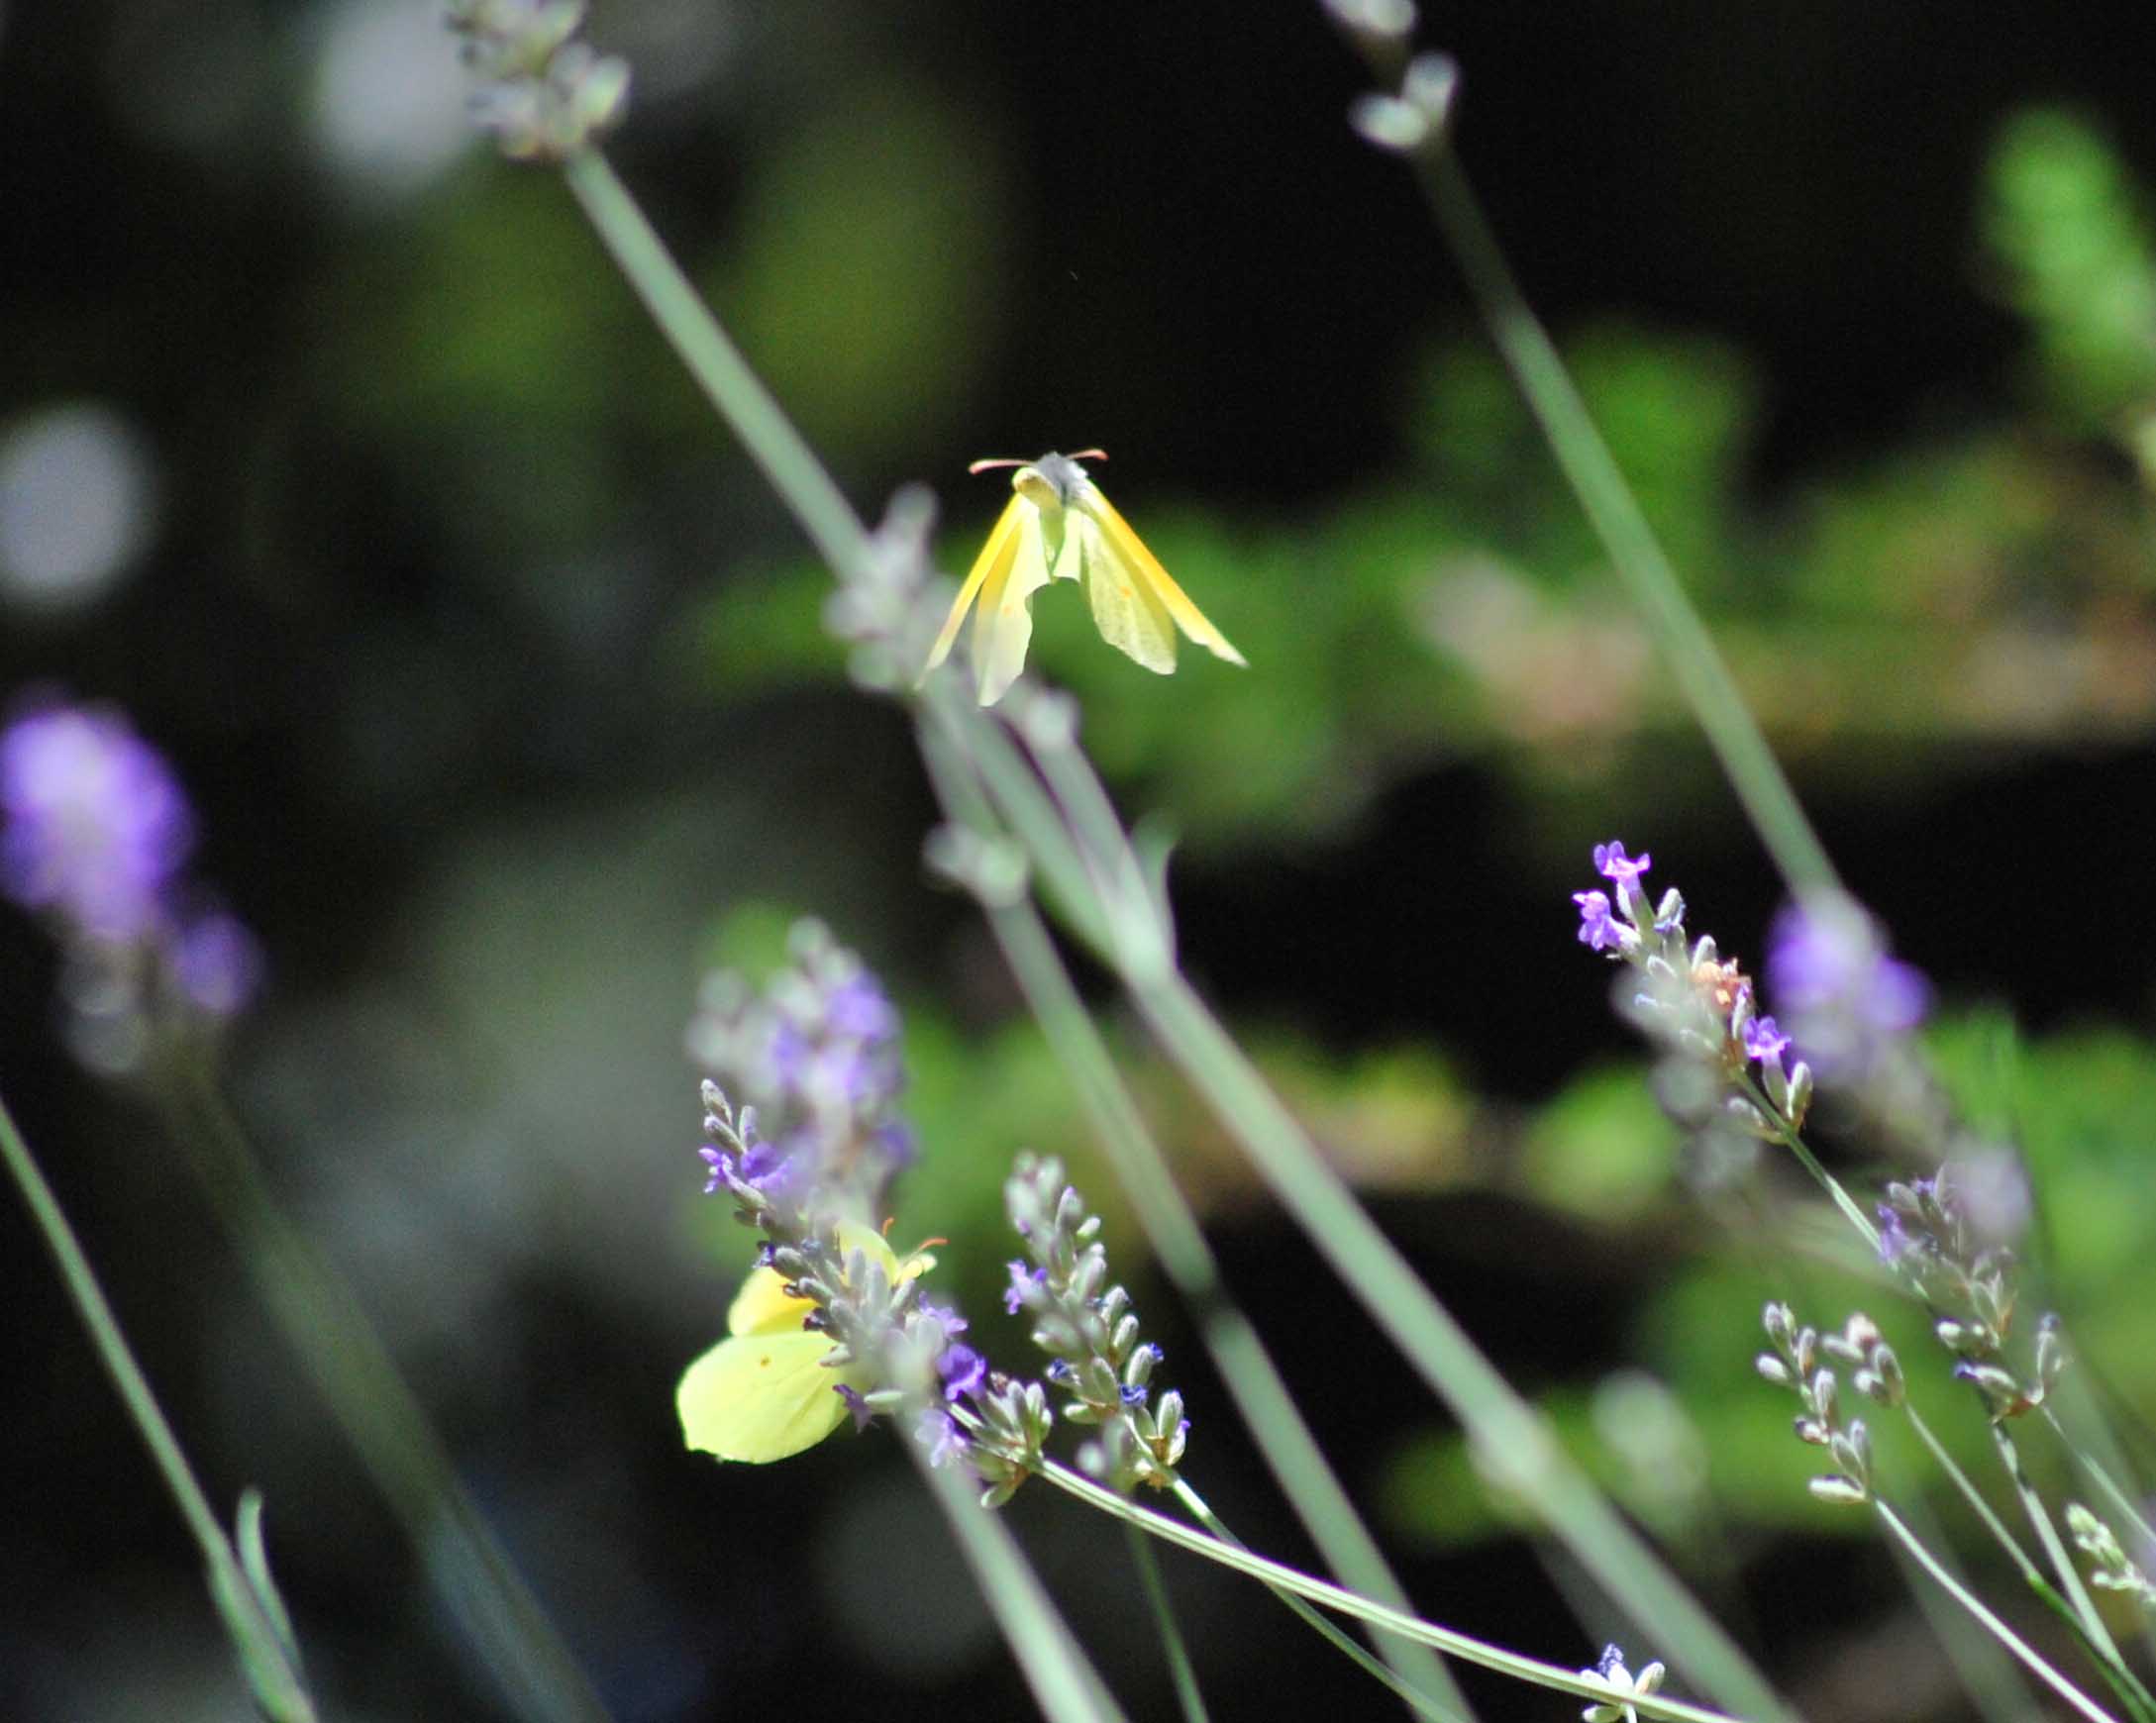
<box><xmin>921</xmin><ymin>450</ymin><xmax>1247</xmax><ymax>706</ymax></box>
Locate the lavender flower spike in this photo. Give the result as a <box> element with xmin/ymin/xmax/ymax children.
<box><xmin>1766</xmin><ymin>897</ymin><xmax>1929</xmax><ymax>1079</ymax></box>
<box><xmin>2</xmin><ymin>700</ymin><xmax>194</xmax><ymax>940</ymax></box>
<box><xmin>1</xmin><ymin>693</ymin><xmax>261</xmax><ymax>1062</ymax></box>
<box><xmin>1569</xmin><ymin>840</ymin><xmax>1811</xmax><ymax>1139</ymax></box>
<box><xmin>678</xmin><ymin>926</ymin><xmax>1040</xmax><ymax>1497</ymax></box>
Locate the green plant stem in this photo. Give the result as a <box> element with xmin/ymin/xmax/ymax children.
<box><xmin>1170</xmin><ymin>1481</ymin><xmax>1466</xmax><ymax>1723</ymax></box>
<box><xmin>909</xmin><ymin>1437</ymin><xmax>1127</xmax><ymax>1723</ymax></box>
<box><xmin>561</xmin><ymin>149</ymin><xmax>868</xmax><ymax>578</ymax></box>
<box><xmin>1990</xmin><ymin>1422</ymin><xmax>2149</xmax><ymax>1714</ymax></box>
<box><xmin>1902</xmin><ymin>1404</ymin><xmax>2046</xmax><ymax>1589</ymax></box>
<box><xmin>1413</xmin><ymin>143</ymin><xmax>1839</xmax><ymax>903</ymax></box>
<box><xmin>2045</xmin><ymin>1399</ymin><xmax>2156</xmax><ymax>1669</ymax></box>
<box><xmin>1125</xmin><ymin>1519</ymin><xmax>1210</xmax><ymax>1723</ymax></box>
<box><xmin>162</xmin><ymin>1064</ymin><xmax>607</xmax><ymax>1723</ymax></box>
<box><xmin>0</xmin><ymin>1084</ymin><xmax>316</xmax><ymax>1723</ymax></box>
<box><xmin>929</xmin><ymin>692</ymin><xmax>1116</xmax><ymax>954</ymax></box>
<box><xmin>1033</xmin><ymin>1455</ymin><xmax>1749</xmax><ymax>1723</ymax></box>
<box><xmin>1749</xmin><ymin>1094</ymin><xmax>1880</xmax><ymax>1253</ymax></box>
<box><xmin>916</xmin><ymin>712</ymin><xmax>1473</xmax><ymax>1721</ymax></box>
<box><xmin>1874</xmin><ymin>1497</ymin><xmax>2120</xmax><ymax>1723</ymax></box>
<box><xmin>1897</xmin><ymin>1309</ymin><xmax>2149</xmax><ymax>1715</ymax></box>
<box><xmin>2047</xmin><ymin>1410</ymin><xmax>2156</xmax><ymax>1553</ymax></box>
<box><xmin>1996</xmin><ymin>1419</ymin><xmax>2118</xmax><ymax>1647</ymax></box>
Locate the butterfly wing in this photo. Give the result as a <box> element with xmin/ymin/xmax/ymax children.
<box><xmin>675</xmin><ymin>1328</ymin><xmax>852</xmax><ymax>1464</ymax></box>
<box><xmin>921</xmin><ymin>494</ymin><xmax>1027</xmax><ymax>683</ymax></box>
<box><xmin>727</xmin><ymin>1262</ymin><xmax>814</xmax><ymax>1338</ymax></box>
<box><xmin>1080</xmin><ymin>490</ymin><xmax>1247</xmax><ymax>667</ymax></box>
<box><xmin>972</xmin><ymin>504</ymin><xmax>1054</xmax><ymax>705</ymax></box>
<box><xmin>1075</xmin><ymin>510</ymin><xmax>1179</xmax><ymax>674</ymax></box>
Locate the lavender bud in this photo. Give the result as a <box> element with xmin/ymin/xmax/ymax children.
<box><xmin>1348</xmin><ymin>93</ymin><xmax>1429</xmax><ymax>152</ymax></box>
<box><xmin>1321</xmin><ymin>0</ymin><xmax>1417</xmax><ymax>44</ymax></box>
<box><xmin>2035</xmin><ymin>1315</ymin><xmax>2067</xmax><ymax>1390</ymax></box>
<box><xmin>1401</xmin><ymin>52</ymin><xmax>1458</xmax><ymax>125</ymax></box>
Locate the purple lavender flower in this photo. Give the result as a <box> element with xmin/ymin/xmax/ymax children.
<box><xmin>697</xmin><ymin>1122</ymin><xmax>801</xmax><ymax>1208</ymax></box>
<box><xmin>1593</xmin><ymin>841</ymin><xmax>1651</xmax><ymax>889</ymax></box>
<box><xmin>1576</xmin><ymin>842</ymin><xmax>1652</xmax><ymax>957</ymax></box>
<box><xmin>1004</xmin><ymin>1260</ymin><xmax>1046</xmax><ymax>1314</ymax></box>
<box><xmin>872</xmin><ymin>1120</ymin><xmax>918</xmax><ymax>1171</ymax></box>
<box><xmin>1953</xmin><ymin>1149</ymin><xmax>2032</xmax><ymax>1246</ymax></box>
<box><xmin>916</xmin><ymin>1407</ymin><xmax>967</xmax><ymax>1469</ymax></box>
<box><xmin>1875</xmin><ymin>1204</ymin><xmax>1922</xmax><ymax>1267</ymax></box>
<box><xmin>767</xmin><ymin>1019</ymin><xmax>810</xmax><ymax>1089</ymax></box>
<box><xmin>1</xmin><ymin>701</ymin><xmax>194</xmax><ymax>941</ymax></box>
<box><xmin>686</xmin><ymin>921</ymin><xmax>912</xmax><ymax>1222</ymax></box>
<box><xmin>1768</xmin><ymin>900</ymin><xmax>1929</xmax><ymax>1077</ymax></box>
<box><xmin>824</xmin><ymin>972</ymin><xmax>899</xmax><ymax>1045</ymax></box>
<box><xmin>170</xmin><ymin>909</ymin><xmax>262</xmax><ymax>1016</ymax></box>
<box><xmin>1</xmin><ymin>695</ymin><xmax>260</xmax><ymax>1051</ymax></box>
<box><xmin>1742</xmin><ymin>1015</ymin><xmax>1790</xmax><ymax>1065</ymax></box>
<box><xmin>938</xmin><ymin>1343</ymin><xmax>986</xmax><ymax>1403</ymax></box>
<box><xmin>1574</xmin><ymin>889</ymin><xmax>1621</xmax><ymax>951</ymax></box>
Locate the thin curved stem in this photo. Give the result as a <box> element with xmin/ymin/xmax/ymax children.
<box><xmin>1125</xmin><ymin>1519</ymin><xmax>1210</xmax><ymax>1723</ymax></box>
<box><xmin>1032</xmin><ymin>1455</ymin><xmax>1751</xmax><ymax>1723</ymax></box>
<box><xmin>0</xmin><ymin>1084</ymin><xmax>316</xmax><ymax>1722</ymax></box>
<box><xmin>1873</xmin><ymin>1497</ymin><xmax>2119</xmax><ymax>1723</ymax></box>
<box><xmin>162</xmin><ymin>1064</ymin><xmax>607</xmax><ymax>1723</ymax></box>
<box><xmin>1412</xmin><ymin>143</ymin><xmax>1838</xmax><ymax>905</ymax></box>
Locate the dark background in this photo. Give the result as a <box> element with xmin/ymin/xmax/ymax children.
<box><xmin>5</xmin><ymin>2</ymin><xmax>2155</xmax><ymax>1719</ymax></box>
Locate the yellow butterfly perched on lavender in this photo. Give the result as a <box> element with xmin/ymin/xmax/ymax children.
<box><xmin>921</xmin><ymin>450</ymin><xmax>1247</xmax><ymax>706</ymax></box>
<box><xmin>675</xmin><ymin>1222</ymin><xmax>935</xmax><ymax>1464</ymax></box>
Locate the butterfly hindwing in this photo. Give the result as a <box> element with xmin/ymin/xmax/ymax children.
<box><xmin>1083</xmin><ymin>490</ymin><xmax>1246</xmax><ymax>667</ymax></box>
<box><xmin>973</xmin><ymin>505</ymin><xmax>1055</xmax><ymax>705</ymax></box>
<box><xmin>922</xmin><ymin>494</ymin><xmax>1026</xmax><ymax>681</ymax></box>
<box><xmin>1077</xmin><ymin>510</ymin><xmax>1178</xmax><ymax>674</ymax></box>
<box><xmin>675</xmin><ymin>1328</ymin><xmax>850</xmax><ymax>1464</ymax></box>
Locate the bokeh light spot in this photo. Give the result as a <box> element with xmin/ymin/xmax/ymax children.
<box><xmin>307</xmin><ymin>0</ymin><xmax>472</xmax><ymax>200</ymax></box>
<box><xmin>0</xmin><ymin>402</ymin><xmax>158</xmax><ymax>612</ymax></box>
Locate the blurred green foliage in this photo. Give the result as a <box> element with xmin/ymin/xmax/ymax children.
<box><xmin>709</xmin><ymin>81</ymin><xmax>1011</xmax><ymax>462</ymax></box>
<box><xmin>1983</xmin><ymin>110</ymin><xmax>2156</xmax><ymax>434</ymax></box>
